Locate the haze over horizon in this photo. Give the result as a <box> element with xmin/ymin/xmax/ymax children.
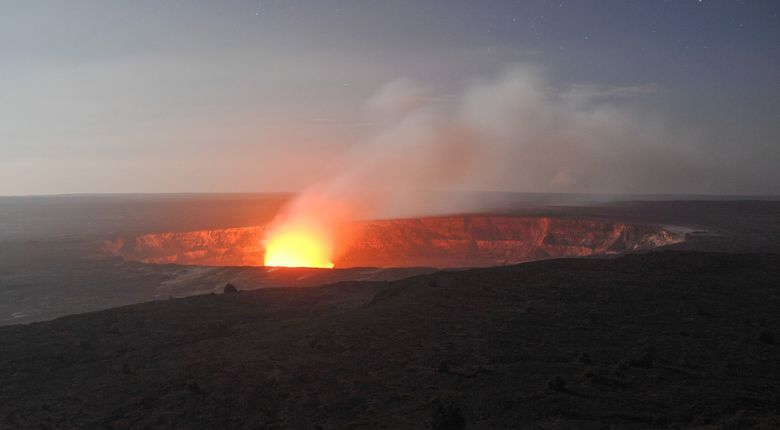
<box><xmin>2</xmin><ymin>1</ymin><xmax>778</xmax><ymax>196</ymax></box>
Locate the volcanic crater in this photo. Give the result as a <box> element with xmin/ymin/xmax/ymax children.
<box><xmin>103</xmin><ymin>215</ymin><xmax>683</xmax><ymax>268</ymax></box>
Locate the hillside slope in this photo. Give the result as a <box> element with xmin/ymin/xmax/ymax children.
<box><xmin>1</xmin><ymin>251</ymin><xmax>779</xmax><ymax>429</ymax></box>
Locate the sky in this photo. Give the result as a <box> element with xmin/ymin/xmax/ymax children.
<box><xmin>1</xmin><ymin>0</ymin><xmax>778</xmax><ymax>196</ymax></box>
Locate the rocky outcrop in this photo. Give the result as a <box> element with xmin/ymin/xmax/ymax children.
<box><xmin>103</xmin><ymin>215</ymin><xmax>683</xmax><ymax>268</ymax></box>
<box><xmin>337</xmin><ymin>216</ymin><xmax>683</xmax><ymax>267</ymax></box>
<box><xmin>103</xmin><ymin>227</ymin><xmax>265</xmax><ymax>267</ymax></box>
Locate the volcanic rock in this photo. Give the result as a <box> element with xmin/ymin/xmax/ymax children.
<box><xmin>103</xmin><ymin>215</ymin><xmax>683</xmax><ymax>268</ymax></box>
<box><xmin>1</xmin><ymin>251</ymin><xmax>779</xmax><ymax>428</ymax></box>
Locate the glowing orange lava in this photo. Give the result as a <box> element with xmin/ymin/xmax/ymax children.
<box><xmin>263</xmin><ymin>225</ymin><xmax>334</xmax><ymax>268</ymax></box>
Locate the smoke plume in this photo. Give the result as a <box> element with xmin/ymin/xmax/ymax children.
<box><xmin>264</xmin><ymin>64</ymin><xmax>709</xmax><ymax>261</ymax></box>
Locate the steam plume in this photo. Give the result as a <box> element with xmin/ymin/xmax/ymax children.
<box><xmin>264</xmin><ymin>64</ymin><xmax>708</xmax><ymax>261</ymax></box>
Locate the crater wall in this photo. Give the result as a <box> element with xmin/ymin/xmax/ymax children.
<box><xmin>103</xmin><ymin>215</ymin><xmax>683</xmax><ymax>268</ymax></box>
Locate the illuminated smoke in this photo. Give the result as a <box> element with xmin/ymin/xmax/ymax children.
<box><xmin>263</xmin><ymin>64</ymin><xmax>704</xmax><ymax>265</ymax></box>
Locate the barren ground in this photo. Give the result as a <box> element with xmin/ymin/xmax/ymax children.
<box><xmin>2</xmin><ymin>251</ymin><xmax>779</xmax><ymax>429</ymax></box>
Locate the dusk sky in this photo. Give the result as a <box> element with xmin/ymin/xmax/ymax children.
<box><xmin>2</xmin><ymin>1</ymin><xmax>778</xmax><ymax>196</ymax></box>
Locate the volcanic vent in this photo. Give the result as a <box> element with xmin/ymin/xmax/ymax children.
<box><xmin>103</xmin><ymin>215</ymin><xmax>683</xmax><ymax>268</ymax></box>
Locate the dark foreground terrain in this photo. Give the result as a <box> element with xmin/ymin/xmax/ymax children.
<box><xmin>2</xmin><ymin>251</ymin><xmax>779</xmax><ymax>429</ymax></box>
